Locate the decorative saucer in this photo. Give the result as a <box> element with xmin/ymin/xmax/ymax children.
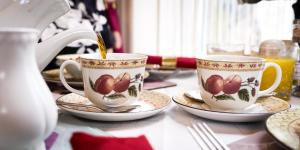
<box><xmin>266</xmin><ymin>108</ymin><xmax>300</xmax><ymax>149</ymax></box>
<box><xmin>56</xmin><ymin>90</ymin><xmax>171</xmax><ymax>121</ymax></box>
<box><xmin>173</xmin><ymin>93</ymin><xmax>290</xmax><ymax>122</ymax></box>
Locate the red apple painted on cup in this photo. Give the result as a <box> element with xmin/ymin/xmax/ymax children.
<box><xmin>94</xmin><ymin>74</ymin><xmax>115</xmax><ymax>95</ymax></box>
<box><xmin>205</xmin><ymin>75</ymin><xmax>224</xmax><ymax>95</ymax></box>
<box><xmin>223</xmin><ymin>75</ymin><xmax>242</xmax><ymax>94</ymax></box>
<box><xmin>114</xmin><ymin>72</ymin><xmax>131</xmax><ymax>93</ymax></box>
<box><xmin>93</xmin><ymin>72</ymin><xmax>133</xmax><ymax>95</ymax></box>
<box><xmin>203</xmin><ymin>74</ymin><xmax>242</xmax><ymax>95</ymax></box>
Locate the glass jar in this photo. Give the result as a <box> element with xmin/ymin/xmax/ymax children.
<box><xmin>259</xmin><ymin>40</ymin><xmax>296</xmax><ymax>100</ymax></box>
<box><xmin>291</xmin><ymin>20</ymin><xmax>300</xmax><ymax>97</ymax></box>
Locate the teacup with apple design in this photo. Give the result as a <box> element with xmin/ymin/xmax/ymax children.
<box><xmin>197</xmin><ymin>55</ymin><xmax>282</xmax><ymax>110</ymax></box>
<box><xmin>59</xmin><ymin>53</ymin><xmax>147</xmax><ymax>108</ymax></box>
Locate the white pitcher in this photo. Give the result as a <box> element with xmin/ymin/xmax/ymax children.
<box><xmin>0</xmin><ymin>0</ymin><xmax>97</xmax><ymax>71</ymax></box>
<box><xmin>0</xmin><ymin>28</ymin><xmax>57</xmax><ymax>150</ymax></box>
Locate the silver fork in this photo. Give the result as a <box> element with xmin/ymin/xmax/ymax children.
<box><xmin>187</xmin><ymin>122</ymin><xmax>230</xmax><ymax>150</ymax></box>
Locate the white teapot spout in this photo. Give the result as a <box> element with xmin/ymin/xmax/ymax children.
<box><xmin>36</xmin><ymin>28</ymin><xmax>97</xmax><ymax>71</ymax></box>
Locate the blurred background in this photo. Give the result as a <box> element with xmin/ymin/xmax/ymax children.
<box><xmin>117</xmin><ymin>0</ymin><xmax>295</xmax><ymax>56</ymax></box>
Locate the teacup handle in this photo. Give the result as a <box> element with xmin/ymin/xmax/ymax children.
<box><xmin>59</xmin><ymin>60</ymin><xmax>85</xmax><ymax>96</ymax></box>
<box><xmin>257</xmin><ymin>62</ymin><xmax>282</xmax><ymax>97</ymax></box>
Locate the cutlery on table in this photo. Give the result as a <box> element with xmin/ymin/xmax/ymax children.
<box><xmin>187</xmin><ymin>121</ymin><xmax>230</xmax><ymax>150</ymax></box>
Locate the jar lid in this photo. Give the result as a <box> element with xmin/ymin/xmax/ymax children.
<box><xmin>282</xmin><ymin>40</ymin><xmax>293</xmax><ymax>50</ymax></box>
<box><xmin>259</xmin><ymin>40</ymin><xmax>285</xmax><ymax>57</ymax></box>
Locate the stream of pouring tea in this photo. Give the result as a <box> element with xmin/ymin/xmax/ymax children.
<box><xmin>96</xmin><ymin>32</ymin><xmax>107</xmax><ymax>59</ymax></box>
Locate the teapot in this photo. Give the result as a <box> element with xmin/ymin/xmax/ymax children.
<box><xmin>0</xmin><ymin>0</ymin><xmax>97</xmax><ymax>149</ymax></box>
<box><xmin>0</xmin><ymin>0</ymin><xmax>97</xmax><ymax>71</ymax></box>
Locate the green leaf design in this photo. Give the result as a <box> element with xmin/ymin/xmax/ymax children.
<box><xmin>89</xmin><ymin>78</ymin><xmax>96</xmax><ymax>91</ymax></box>
<box><xmin>128</xmin><ymin>85</ymin><xmax>138</xmax><ymax>97</ymax></box>
<box><xmin>215</xmin><ymin>94</ymin><xmax>235</xmax><ymax>101</ymax></box>
<box><xmin>238</xmin><ymin>89</ymin><xmax>250</xmax><ymax>102</ymax></box>
<box><xmin>106</xmin><ymin>93</ymin><xmax>126</xmax><ymax>99</ymax></box>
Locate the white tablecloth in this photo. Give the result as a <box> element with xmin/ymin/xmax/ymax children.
<box><xmin>51</xmin><ymin>71</ymin><xmax>300</xmax><ymax>150</ymax></box>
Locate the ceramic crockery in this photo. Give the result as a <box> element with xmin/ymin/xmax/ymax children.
<box><xmin>60</xmin><ymin>53</ymin><xmax>147</xmax><ymax>108</ymax></box>
<box><xmin>197</xmin><ymin>55</ymin><xmax>282</xmax><ymax>110</ymax></box>
<box><xmin>0</xmin><ymin>0</ymin><xmax>98</xmax><ymax>71</ymax></box>
<box><xmin>43</xmin><ymin>69</ymin><xmax>83</xmax><ymax>87</ymax></box>
<box><xmin>0</xmin><ymin>28</ymin><xmax>57</xmax><ymax>150</ymax></box>
<box><xmin>266</xmin><ymin>108</ymin><xmax>300</xmax><ymax>149</ymax></box>
<box><xmin>43</xmin><ymin>68</ymin><xmax>150</xmax><ymax>88</ymax></box>
<box><xmin>56</xmin><ymin>91</ymin><xmax>171</xmax><ymax>121</ymax></box>
<box><xmin>173</xmin><ymin>93</ymin><xmax>290</xmax><ymax>122</ymax></box>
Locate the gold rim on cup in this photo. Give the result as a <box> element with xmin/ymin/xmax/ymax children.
<box><xmin>197</xmin><ymin>55</ymin><xmax>266</xmax><ymax>71</ymax></box>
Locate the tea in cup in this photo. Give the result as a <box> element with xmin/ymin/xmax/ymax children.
<box><xmin>196</xmin><ymin>55</ymin><xmax>282</xmax><ymax>110</ymax></box>
<box><xmin>59</xmin><ymin>53</ymin><xmax>147</xmax><ymax>108</ymax></box>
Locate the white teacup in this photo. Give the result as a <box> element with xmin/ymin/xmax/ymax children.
<box><xmin>197</xmin><ymin>55</ymin><xmax>282</xmax><ymax>110</ymax></box>
<box><xmin>59</xmin><ymin>53</ymin><xmax>147</xmax><ymax>108</ymax></box>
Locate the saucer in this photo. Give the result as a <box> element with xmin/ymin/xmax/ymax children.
<box><xmin>56</xmin><ymin>90</ymin><xmax>171</xmax><ymax>121</ymax></box>
<box><xmin>266</xmin><ymin>108</ymin><xmax>300</xmax><ymax>149</ymax></box>
<box><xmin>42</xmin><ymin>69</ymin><xmax>83</xmax><ymax>86</ymax></box>
<box><xmin>173</xmin><ymin>93</ymin><xmax>290</xmax><ymax>122</ymax></box>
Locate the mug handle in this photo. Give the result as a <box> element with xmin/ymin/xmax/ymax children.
<box><xmin>59</xmin><ymin>60</ymin><xmax>85</xmax><ymax>96</ymax></box>
<box><xmin>257</xmin><ymin>62</ymin><xmax>282</xmax><ymax>97</ymax></box>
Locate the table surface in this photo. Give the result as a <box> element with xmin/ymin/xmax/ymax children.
<box><xmin>51</xmin><ymin>71</ymin><xmax>300</xmax><ymax>150</ymax></box>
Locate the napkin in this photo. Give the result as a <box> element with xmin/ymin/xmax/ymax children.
<box><xmin>147</xmin><ymin>55</ymin><xmax>196</xmax><ymax>69</ymax></box>
<box><xmin>70</xmin><ymin>132</ymin><xmax>153</xmax><ymax>150</ymax></box>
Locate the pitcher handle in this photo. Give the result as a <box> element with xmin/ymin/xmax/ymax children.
<box><xmin>59</xmin><ymin>60</ymin><xmax>85</xmax><ymax>96</ymax></box>
<box><xmin>257</xmin><ymin>62</ymin><xmax>282</xmax><ymax>97</ymax></box>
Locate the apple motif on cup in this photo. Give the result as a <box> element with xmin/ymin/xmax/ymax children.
<box><xmin>114</xmin><ymin>72</ymin><xmax>131</xmax><ymax>93</ymax></box>
<box><xmin>223</xmin><ymin>75</ymin><xmax>242</xmax><ymax>94</ymax></box>
<box><xmin>205</xmin><ymin>75</ymin><xmax>224</xmax><ymax>95</ymax></box>
<box><xmin>94</xmin><ymin>75</ymin><xmax>115</xmax><ymax>95</ymax></box>
<box><xmin>201</xmin><ymin>75</ymin><xmax>259</xmax><ymax>102</ymax></box>
<box><xmin>90</xmin><ymin>72</ymin><xmax>143</xmax><ymax>99</ymax></box>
